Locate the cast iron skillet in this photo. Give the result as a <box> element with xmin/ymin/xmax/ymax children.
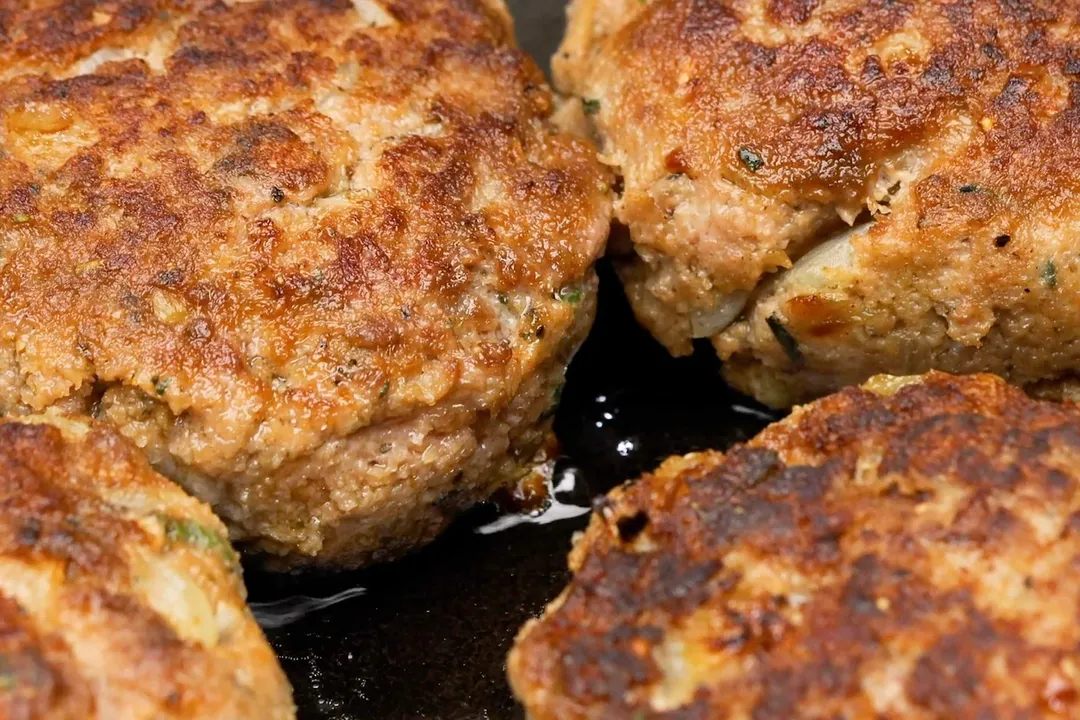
<box><xmin>243</xmin><ymin>4</ymin><xmax>778</xmax><ymax>717</ymax></box>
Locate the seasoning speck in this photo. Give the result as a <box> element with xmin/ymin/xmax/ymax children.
<box><xmin>994</xmin><ymin>234</ymin><xmax>1011</xmax><ymax>248</ymax></box>
<box><xmin>270</xmin><ymin>187</ymin><xmax>285</xmax><ymax>203</ymax></box>
<box><xmin>582</xmin><ymin>99</ymin><xmax>601</xmax><ymax>116</ymax></box>
<box><xmin>159</xmin><ymin>515</ymin><xmax>238</xmax><ymax>566</ymax></box>
<box><xmin>1042</xmin><ymin>259</ymin><xmax>1058</xmax><ymax>289</ymax></box>
<box><xmin>767</xmin><ymin>314</ymin><xmax>803</xmax><ymax>365</ymax></box>
<box><xmin>737</xmin><ymin>147</ymin><xmax>764</xmax><ymax>173</ymax></box>
<box><xmin>557</xmin><ymin>286</ymin><xmax>583</xmax><ymax>304</ymax></box>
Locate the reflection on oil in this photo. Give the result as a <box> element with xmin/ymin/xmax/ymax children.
<box><xmin>252</xmin><ymin>586</ymin><xmax>368</xmax><ymax>629</ymax></box>
<box><xmin>475</xmin><ymin>466</ymin><xmax>591</xmax><ymax>535</ymax></box>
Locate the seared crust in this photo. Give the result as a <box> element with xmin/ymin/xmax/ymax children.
<box><xmin>0</xmin><ymin>415</ymin><xmax>293</xmax><ymax>720</ymax></box>
<box><xmin>0</xmin><ymin>0</ymin><xmax>612</xmax><ymax>563</ymax></box>
<box><xmin>558</xmin><ymin>0</ymin><xmax>1080</xmax><ymax>405</ymax></box>
<box><xmin>510</xmin><ymin>372</ymin><xmax>1080</xmax><ymax>718</ymax></box>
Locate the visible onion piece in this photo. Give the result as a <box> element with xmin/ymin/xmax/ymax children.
<box><xmin>690</xmin><ymin>290</ymin><xmax>749</xmax><ymax>338</ymax></box>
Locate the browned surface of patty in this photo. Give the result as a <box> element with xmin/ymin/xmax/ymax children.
<box><xmin>0</xmin><ymin>415</ymin><xmax>293</xmax><ymax>720</ymax></box>
<box><xmin>510</xmin><ymin>372</ymin><xmax>1080</xmax><ymax>719</ymax></box>
<box><xmin>557</xmin><ymin>0</ymin><xmax>1080</xmax><ymax>407</ymax></box>
<box><xmin>0</xmin><ymin>0</ymin><xmax>612</xmax><ymax>565</ymax></box>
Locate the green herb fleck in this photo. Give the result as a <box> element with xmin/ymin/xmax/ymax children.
<box><xmin>379</xmin><ymin>443</ymin><xmax>393</xmax><ymax>454</ymax></box>
<box><xmin>541</xmin><ymin>383</ymin><xmax>565</xmax><ymax>420</ymax></box>
<box><xmin>958</xmin><ymin>184</ymin><xmax>979</xmax><ymax>194</ymax></box>
<box><xmin>557</xmin><ymin>286</ymin><xmax>583</xmax><ymax>305</ymax></box>
<box><xmin>767</xmin><ymin>314</ymin><xmax>803</xmax><ymax>365</ymax></box>
<box><xmin>379</xmin><ymin>380</ymin><xmax>391</xmax><ymax>398</ymax></box>
<box><xmin>12</xmin><ymin>213</ymin><xmax>29</xmax><ymax>223</ymax></box>
<box><xmin>152</xmin><ymin>376</ymin><xmax>171</xmax><ymax>395</ymax></box>
<box><xmin>159</xmin><ymin>515</ymin><xmax>238</xmax><ymax>566</ymax></box>
<box><xmin>582</xmin><ymin>98</ymin><xmax>601</xmax><ymax>116</ymax></box>
<box><xmin>496</xmin><ymin>292</ymin><xmax>509</xmax><ymax>305</ymax></box>
<box><xmin>737</xmin><ymin>147</ymin><xmax>765</xmax><ymax>173</ymax></box>
<box><xmin>1042</xmin><ymin>259</ymin><xmax>1058</xmax><ymax>289</ymax></box>
<box><xmin>0</xmin><ymin>672</ymin><xmax>13</xmax><ymax>691</ymax></box>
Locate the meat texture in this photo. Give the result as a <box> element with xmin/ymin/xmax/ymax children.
<box><xmin>0</xmin><ymin>415</ymin><xmax>293</xmax><ymax>720</ymax></box>
<box><xmin>0</xmin><ymin>0</ymin><xmax>612</xmax><ymax>565</ymax></box>
<box><xmin>557</xmin><ymin>0</ymin><xmax>1080</xmax><ymax>406</ymax></box>
<box><xmin>511</xmin><ymin>372</ymin><xmax>1080</xmax><ymax>719</ymax></box>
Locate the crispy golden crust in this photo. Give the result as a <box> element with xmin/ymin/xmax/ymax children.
<box><xmin>510</xmin><ymin>372</ymin><xmax>1080</xmax><ymax>719</ymax></box>
<box><xmin>0</xmin><ymin>415</ymin><xmax>293</xmax><ymax>720</ymax></box>
<box><xmin>0</xmin><ymin>0</ymin><xmax>612</xmax><ymax>563</ymax></box>
<box><xmin>558</xmin><ymin>0</ymin><xmax>1080</xmax><ymax>402</ymax></box>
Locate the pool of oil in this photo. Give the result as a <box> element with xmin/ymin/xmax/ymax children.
<box><xmin>244</xmin><ymin>260</ymin><xmax>778</xmax><ymax>720</ymax></box>
<box><xmin>242</xmin><ymin>4</ymin><xmax>780</xmax><ymax>716</ymax></box>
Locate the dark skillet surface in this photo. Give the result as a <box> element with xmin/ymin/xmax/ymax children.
<box><xmin>242</xmin><ymin>5</ymin><xmax>777</xmax><ymax>718</ymax></box>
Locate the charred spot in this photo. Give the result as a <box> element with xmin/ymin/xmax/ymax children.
<box><xmin>761</xmin><ymin>462</ymin><xmax>835</xmax><ymax>502</ymax></box>
<box><xmin>155</xmin><ymin>268</ymin><xmax>183</xmax><ymax>286</ymax></box>
<box><xmin>679</xmin><ymin>0</ymin><xmax>740</xmax><ymax>43</ymax></box>
<box><xmin>767</xmin><ymin>0</ymin><xmax>821</xmax><ymax>25</ymax></box>
<box><xmin>997</xmin><ymin>75</ymin><xmax>1031</xmax><ymax>107</ymax></box>
<box><xmin>994</xmin><ymin>234</ymin><xmax>1011</xmax><ymax>247</ymax></box>
<box><xmin>982</xmin><ymin>43</ymin><xmax>1007</xmax><ymax>64</ymax></box>
<box><xmin>699</xmin><ymin>492</ymin><xmax>797</xmax><ymax>546</ymax></box>
<box><xmin>907</xmin><ymin>634</ymin><xmax>987</xmax><ymax>714</ymax></box>
<box><xmin>695</xmin><ymin>447</ymin><xmax>783</xmax><ymax>496</ymax></box>
<box><xmin>16</xmin><ymin>519</ymin><xmax>41</xmax><ymax>547</ymax></box>
<box><xmin>615</xmin><ymin>511</ymin><xmax>649</xmax><ymax>543</ymax></box>
<box><xmin>862</xmin><ymin>55</ymin><xmax>885</xmax><ymax>82</ymax></box>
<box><xmin>735</xmin><ymin>40</ymin><xmax>778</xmax><ymax>70</ymax></box>
<box><xmin>920</xmin><ymin>57</ymin><xmax>955</xmax><ymax>88</ymax></box>
<box><xmin>561</xmin><ymin>626</ymin><xmax>662</xmax><ymax>705</ymax></box>
<box><xmin>879</xmin><ymin>413</ymin><xmax>1014</xmax><ymax>483</ymax></box>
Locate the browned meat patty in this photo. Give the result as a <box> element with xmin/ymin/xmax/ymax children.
<box><xmin>0</xmin><ymin>414</ymin><xmax>293</xmax><ymax>720</ymax></box>
<box><xmin>510</xmin><ymin>372</ymin><xmax>1080</xmax><ymax>719</ymax></box>
<box><xmin>556</xmin><ymin>0</ymin><xmax>1080</xmax><ymax>407</ymax></box>
<box><xmin>0</xmin><ymin>0</ymin><xmax>612</xmax><ymax>566</ymax></box>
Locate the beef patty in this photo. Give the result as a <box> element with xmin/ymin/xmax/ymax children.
<box><xmin>0</xmin><ymin>415</ymin><xmax>293</xmax><ymax>719</ymax></box>
<box><xmin>0</xmin><ymin>0</ymin><xmax>612</xmax><ymax>565</ymax></box>
<box><xmin>511</xmin><ymin>372</ymin><xmax>1080</xmax><ymax>718</ymax></box>
<box><xmin>556</xmin><ymin>0</ymin><xmax>1080</xmax><ymax>407</ymax></box>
